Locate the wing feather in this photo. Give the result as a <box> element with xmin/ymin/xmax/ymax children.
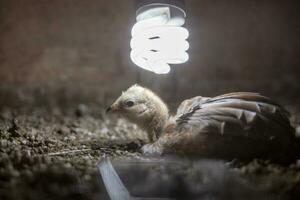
<box><xmin>175</xmin><ymin>93</ymin><xmax>294</xmax><ymax>140</ymax></box>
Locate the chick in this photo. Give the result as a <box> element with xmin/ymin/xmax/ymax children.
<box><xmin>107</xmin><ymin>84</ymin><xmax>296</xmax><ymax>162</ymax></box>
<box><xmin>106</xmin><ymin>84</ymin><xmax>169</xmax><ymax>142</ymax></box>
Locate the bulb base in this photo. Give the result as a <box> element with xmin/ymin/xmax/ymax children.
<box><xmin>136</xmin><ymin>0</ymin><xmax>186</xmax><ymax>20</ymax></box>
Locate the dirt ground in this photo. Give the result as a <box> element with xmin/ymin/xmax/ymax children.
<box><xmin>0</xmin><ymin>105</ymin><xmax>299</xmax><ymax>200</ymax></box>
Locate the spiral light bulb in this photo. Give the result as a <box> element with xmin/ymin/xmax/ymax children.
<box><xmin>130</xmin><ymin>5</ymin><xmax>189</xmax><ymax>74</ymax></box>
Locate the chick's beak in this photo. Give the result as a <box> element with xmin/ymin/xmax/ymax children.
<box><xmin>106</xmin><ymin>103</ymin><xmax>120</xmax><ymax>114</ymax></box>
<box><xmin>105</xmin><ymin>106</ymin><xmax>112</xmax><ymax>113</ymax></box>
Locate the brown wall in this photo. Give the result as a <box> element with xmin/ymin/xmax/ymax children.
<box><xmin>0</xmin><ymin>0</ymin><xmax>299</xmax><ymax>108</ymax></box>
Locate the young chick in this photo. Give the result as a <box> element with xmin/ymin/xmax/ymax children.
<box><xmin>106</xmin><ymin>84</ymin><xmax>169</xmax><ymax>142</ymax></box>
<box><xmin>107</xmin><ymin>84</ymin><xmax>296</xmax><ymax>162</ymax></box>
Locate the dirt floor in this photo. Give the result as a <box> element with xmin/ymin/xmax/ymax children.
<box><xmin>0</xmin><ymin>106</ymin><xmax>299</xmax><ymax>200</ymax></box>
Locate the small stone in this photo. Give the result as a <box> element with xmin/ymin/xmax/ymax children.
<box><xmin>296</xmin><ymin>126</ymin><xmax>300</xmax><ymax>137</ymax></box>
<box><xmin>69</xmin><ymin>135</ymin><xmax>76</xmax><ymax>140</ymax></box>
<box><xmin>115</xmin><ymin>150</ymin><xmax>122</xmax><ymax>155</ymax></box>
<box><xmin>57</xmin><ymin>127</ymin><xmax>70</xmax><ymax>135</ymax></box>
<box><xmin>8</xmin><ymin>119</ymin><xmax>20</xmax><ymax>137</ymax></box>
<box><xmin>296</xmin><ymin>159</ymin><xmax>300</xmax><ymax>167</ymax></box>
<box><xmin>25</xmin><ymin>150</ymin><xmax>31</xmax><ymax>157</ymax></box>
<box><xmin>23</xmin><ymin>169</ymin><xmax>33</xmax><ymax>179</ymax></box>
<box><xmin>21</xmin><ymin>140</ymin><xmax>27</xmax><ymax>145</ymax></box>
<box><xmin>83</xmin><ymin>174</ymin><xmax>91</xmax><ymax>181</ymax></box>
<box><xmin>75</xmin><ymin>104</ymin><xmax>89</xmax><ymax>117</ymax></box>
<box><xmin>0</xmin><ymin>139</ymin><xmax>8</xmax><ymax>148</ymax></box>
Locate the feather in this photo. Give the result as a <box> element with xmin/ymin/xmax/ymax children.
<box><xmin>174</xmin><ymin>92</ymin><xmax>295</xmax><ymax>149</ymax></box>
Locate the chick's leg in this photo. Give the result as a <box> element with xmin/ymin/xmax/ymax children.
<box><xmin>141</xmin><ymin>129</ymin><xmax>162</xmax><ymax>155</ymax></box>
<box><xmin>141</xmin><ymin>140</ymin><xmax>164</xmax><ymax>156</ymax></box>
<box><xmin>141</xmin><ymin>133</ymin><xmax>175</xmax><ymax>156</ymax></box>
<box><xmin>141</xmin><ymin>132</ymin><xmax>189</xmax><ymax>156</ymax></box>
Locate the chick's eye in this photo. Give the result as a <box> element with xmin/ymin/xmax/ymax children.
<box><xmin>125</xmin><ymin>101</ymin><xmax>134</xmax><ymax>107</ymax></box>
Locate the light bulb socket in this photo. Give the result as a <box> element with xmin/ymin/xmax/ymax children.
<box><xmin>136</xmin><ymin>0</ymin><xmax>186</xmax><ymax>19</ymax></box>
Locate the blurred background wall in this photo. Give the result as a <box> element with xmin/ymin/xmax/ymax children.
<box><xmin>0</xmin><ymin>0</ymin><xmax>299</xmax><ymax>110</ymax></box>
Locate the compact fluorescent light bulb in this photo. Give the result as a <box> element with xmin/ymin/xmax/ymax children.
<box><xmin>131</xmin><ymin>3</ymin><xmax>189</xmax><ymax>74</ymax></box>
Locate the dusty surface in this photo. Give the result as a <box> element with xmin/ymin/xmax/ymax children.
<box><xmin>0</xmin><ymin>106</ymin><xmax>299</xmax><ymax>200</ymax></box>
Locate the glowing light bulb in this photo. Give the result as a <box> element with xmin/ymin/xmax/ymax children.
<box><xmin>130</xmin><ymin>7</ymin><xmax>189</xmax><ymax>74</ymax></box>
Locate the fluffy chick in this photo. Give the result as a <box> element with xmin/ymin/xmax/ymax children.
<box><xmin>106</xmin><ymin>84</ymin><xmax>169</xmax><ymax>142</ymax></box>
<box><xmin>107</xmin><ymin>84</ymin><xmax>296</xmax><ymax>161</ymax></box>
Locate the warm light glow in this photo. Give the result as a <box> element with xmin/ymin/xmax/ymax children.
<box><xmin>130</xmin><ymin>7</ymin><xmax>189</xmax><ymax>74</ymax></box>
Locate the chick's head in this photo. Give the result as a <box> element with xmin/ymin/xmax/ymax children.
<box><xmin>107</xmin><ymin>84</ymin><xmax>156</xmax><ymax>123</ymax></box>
